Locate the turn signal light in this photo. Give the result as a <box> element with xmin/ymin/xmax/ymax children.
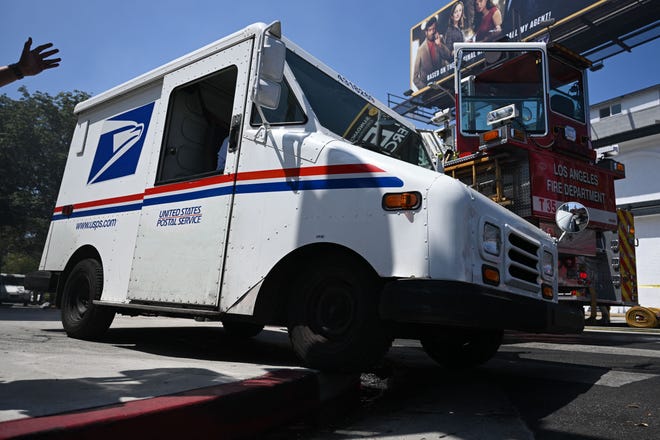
<box><xmin>481</xmin><ymin>129</ymin><xmax>500</xmax><ymax>143</ymax></box>
<box><xmin>542</xmin><ymin>284</ymin><xmax>554</xmax><ymax>299</ymax></box>
<box><xmin>482</xmin><ymin>265</ymin><xmax>500</xmax><ymax>286</ymax></box>
<box><xmin>510</xmin><ymin>128</ymin><xmax>526</xmax><ymax>142</ymax></box>
<box><xmin>382</xmin><ymin>192</ymin><xmax>422</xmax><ymax>211</ymax></box>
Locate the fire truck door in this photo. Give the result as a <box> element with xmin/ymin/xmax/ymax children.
<box><xmin>127</xmin><ymin>39</ymin><xmax>253</xmax><ymax>306</ymax></box>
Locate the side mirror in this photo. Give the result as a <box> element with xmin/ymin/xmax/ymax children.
<box><xmin>255</xmin><ymin>79</ymin><xmax>282</xmax><ymax>110</ymax></box>
<box><xmin>555</xmin><ymin>202</ymin><xmax>589</xmax><ymax>236</ymax></box>
<box><xmin>254</xmin><ymin>30</ymin><xmax>286</xmax><ymax>110</ymax></box>
<box><xmin>260</xmin><ymin>35</ymin><xmax>285</xmax><ymax>83</ymax></box>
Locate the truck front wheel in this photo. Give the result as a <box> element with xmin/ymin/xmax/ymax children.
<box><xmin>420</xmin><ymin>327</ymin><xmax>503</xmax><ymax>369</ymax></box>
<box><xmin>61</xmin><ymin>258</ymin><xmax>115</xmax><ymax>340</ymax></box>
<box><xmin>287</xmin><ymin>257</ymin><xmax>391</xmax><ymax>372</ymax></box>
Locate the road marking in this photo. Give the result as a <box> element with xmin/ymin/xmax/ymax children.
<box><xmin>500</xmin><ymin>342</ymin><xmax>658</xmax><ymax>387</ymax></box>
<box><xmin>586</xmin><ymin>327</ymin><xmax>660</xmax><ymax>336</ymax></box>
<box><xmin>593</xmin><ymin>370</ymin><xmax>656</xmax><ymax>387</ymax></box>
<box><xmin>508</xmin><ymin>342</ymin><xmax>660</xmax><ymax>359</ymax></box>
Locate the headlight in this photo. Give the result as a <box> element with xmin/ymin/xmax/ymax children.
<box><xmin>483</xmin><ymin>222</ymin><xmax>501</xmax><ymax>256</ymax></box>
<box><xmin>542</xmin><ymin>250</ymin><xmax>554</xmax><ymax>278</ymax></box>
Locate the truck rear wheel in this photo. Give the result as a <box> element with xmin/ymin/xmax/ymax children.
<box><xmin>420</xmin><ymin>327</ymin><xmax>503</xmax><ymax>369</ymax></box>
<box><xmin>61</xmin><ymin>258</ymin><xmax>115</xmax><ymax>340</ymax></box>
<box><xmin>287</xmin><ymin>257</ymin><xmax>391</xmax><ymax>372</ymax></box>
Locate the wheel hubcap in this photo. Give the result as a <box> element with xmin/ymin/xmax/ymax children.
<box><xmin>71</xmin><ymin>278</ymin><xmax>91</xmax><ymax>318</ymax></box>
<box><xmin>313</xmin><ymin>283</ymin><xmax>355</xmax><ymax>338</ymax></box>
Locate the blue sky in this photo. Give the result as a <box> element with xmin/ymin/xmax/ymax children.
<box><xmin>2</xmin><ymin>0</ymin><xmax>658</xmax><ymax>108</ymax></box>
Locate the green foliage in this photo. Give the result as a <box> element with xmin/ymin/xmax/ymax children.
<box><xmin>0</xmin><ymin>86</ymin><xmax>90</xmax><ymax>273</ymax></box>
<box><xmin>3</xmin><ymin>252</ymin><xmax>40</xmax><ymax>274</ymax></box>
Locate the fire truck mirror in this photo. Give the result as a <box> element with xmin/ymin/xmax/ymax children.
<box><xmin>555</xmin><ymin>202</ymin><xmax>589</xmax><ymax>234</ymax></box>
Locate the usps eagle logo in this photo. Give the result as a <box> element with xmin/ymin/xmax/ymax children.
<box><xmin>87</xmin><ymin>102</ymin><xmax>155</xmax><ymax>184</ymax></box>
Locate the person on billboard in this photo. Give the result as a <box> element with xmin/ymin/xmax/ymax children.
<box><xmin>445</xmin><ymin>1</ymin><xmax>466</xmax><ymax>56</ymax></box>
<box><xmin>474</xmin><ymin>0</ymin><xmax>503</xmax><ymax>41</ymax></box>
<box><xmin>413</xmin><ymin>16</ymin><xmax>451</xmax><ymax>90</ymax></box>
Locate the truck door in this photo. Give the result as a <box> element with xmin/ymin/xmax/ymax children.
<box><xmin>127</xmin><ymin>39</ymin><xmax>253</xmax><ymax>307</ymax></box>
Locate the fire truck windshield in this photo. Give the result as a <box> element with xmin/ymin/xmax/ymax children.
<box><xmin>286</xmin><ymin>49</ymin><xmax>434</xmax><ymax>170</ymax></box>
<box><xmin>458</xmin><ymin>49</ymin><xmax>547</xmax><ymax>136</ymax></box>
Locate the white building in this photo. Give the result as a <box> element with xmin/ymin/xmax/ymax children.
<box><xmin>590</xmin><ymin>83</ymin><xmax>660</xmax><ymax>308</ymax></box>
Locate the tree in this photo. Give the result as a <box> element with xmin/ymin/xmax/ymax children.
<box><xmin>0</xmin><ymin>86</ymin><xmax>90</xmax><ymax>273</ymax></box>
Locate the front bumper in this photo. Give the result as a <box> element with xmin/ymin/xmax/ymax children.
<box><xmin>379</xmin><ymin>279</ymin><xmax>584</xmax><ymax>334</ymax></box>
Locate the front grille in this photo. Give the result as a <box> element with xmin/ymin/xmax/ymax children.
<box><xmin>505</xmin><ymin>229</ymin><xmax>540</xmax><ymax>292</ymax></box>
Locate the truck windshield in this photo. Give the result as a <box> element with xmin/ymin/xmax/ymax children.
<box><xmin>286</xmin><ymin>49</ymin><xmax>433</xmax><ymax>169</ymax></box>
<box><xmin>458</xmin><ymin>49</ymin><xmax>546</xmax><ymax>135</ymax></box>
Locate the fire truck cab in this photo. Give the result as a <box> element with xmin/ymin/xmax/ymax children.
<box><xmin>439</xmin><ymin>41</ymin><xmax>638</xmax><ymax>318</ymax></box>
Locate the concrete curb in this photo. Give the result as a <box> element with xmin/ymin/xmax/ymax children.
<box><xmin>0</xmin><ymin>369</ymin><xmax>359</xmax><ymax>440</ymax></box>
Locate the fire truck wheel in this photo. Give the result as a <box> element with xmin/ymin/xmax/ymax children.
<box><xmin>287</xmin><ymin>258</ymin><xmax>391</xmax><ymax>372</ymax></box>
<box><xmin>420</xmin><ymin>327</ymin><xmax>503</xmax><ymax>369</ymax></box>
<box><xmin>221</xmin><ymin>320</ymin><xmax>264</xmax><ymax>338</ymax></box>
<box><xmin>61</xmin><ymin>258</ymin><xmax>115</xmax><ymax>340</ymax></box>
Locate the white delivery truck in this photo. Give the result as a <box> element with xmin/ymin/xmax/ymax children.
<box><xmin>27</xmin><ymin>22</ymin><xmax>583</xmax><ymax>372</ymax></box>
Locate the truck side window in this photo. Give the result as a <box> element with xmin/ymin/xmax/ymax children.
<box><xmin>250</xmin><ymin>80</ymin><xmax>306</xmax><ymax>125</ymax></box>
<box><xmin>549</xmin><ymin>57</ymin><xmax>585</xmax><ymax>123</ymax></box>
<box><xmin>157</xmin><ymin>66</ymin><xmax>238</xmax><ymax>183</ymax></box>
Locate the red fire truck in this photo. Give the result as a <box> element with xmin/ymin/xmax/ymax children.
<box><xmin>428</xmin><ymin>41</ymin><xmax>638</xmax><ymax>322</ymax></box>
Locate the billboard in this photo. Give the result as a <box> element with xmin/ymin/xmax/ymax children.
<box><xmin>410</xmin><ymin>0</ymin><xmax>600</xmax><ymax>94</ymax></box>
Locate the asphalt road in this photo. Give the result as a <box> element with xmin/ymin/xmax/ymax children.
<box><xmin>1</xmin><ymin>305</ymin><xmax>659</xmax><ymax>439</ymax></box>
<box><xmin>270</xmin><ymin>323</ymin><xmax>660</xmax><ymax>440</ymax></box>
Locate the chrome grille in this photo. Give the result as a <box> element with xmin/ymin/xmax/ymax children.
<box><xmin>505</xmin><ymin>229</ymin><xmax>540</xmax><ymax>292</ymax></box>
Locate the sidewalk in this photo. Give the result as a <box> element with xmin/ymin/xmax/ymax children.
<box><xmin>0</xmin><ymin>308</ymin><xmax>359</xmax><ymax>439</ymax></box>
<box><xmin>0</xmin><ymin>369</ymin><xmax>359</xmax><ymax>440</ymax></box>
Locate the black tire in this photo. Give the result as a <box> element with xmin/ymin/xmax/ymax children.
<box><xmin>420</xmin><ymin>327</ymin><xmax>503</xmax><ymax>369</ymax></box>
<box><xmin>222</xmin><ymin>320</ymin><xmax>264</xmax><ymax>338</ymax></box>
<box><xmin>61</xmin><ymin>258</ymin><xmax>115</xmax><ymax>340</ymax></box>
<box><xmin>287</xmin><ymin>256</ymin><xmax>391</xmax><ymax>372</ymax></box>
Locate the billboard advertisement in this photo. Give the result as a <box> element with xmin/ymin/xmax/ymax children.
<box><xmin>410</xmin><ymin>0</ymin><xmax>600</xmax><ymax>94</ymax></box>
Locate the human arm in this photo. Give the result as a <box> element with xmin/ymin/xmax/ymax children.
<box><xmin>493</xmin><ymin>8</ymin><xmax>503</xmax><ymax>31</ymax></box>
<box><xmin>0</xmin><ymin>38</ymin><xmax>61</xmax><ymax>87</ymax></box>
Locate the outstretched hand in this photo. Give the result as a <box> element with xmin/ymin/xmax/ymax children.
<box><xmin>18</xmin><ymin>37</ymin><xmax>61</xmax><ymax>76</ymax></box>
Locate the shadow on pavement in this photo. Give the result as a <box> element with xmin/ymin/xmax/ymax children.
<box><xmin>285</xmin><ymin>343</ymin><xmax>613</xmax><ymax>440</ymax></box>
<box><xmin>0</xmin><ymin>367</ymin><xmax>236</xmax><ymax>419</ymax></box>
<box><xmin>94</xmin><ymin>325</ymin><xmax>301</xmax><ymax>366</ymax></box>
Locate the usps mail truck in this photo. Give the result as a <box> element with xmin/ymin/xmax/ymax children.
<box><xmin>27</xmin><ymin>22</ymin><xmax>582</xmax><ymax>371</ymax></box>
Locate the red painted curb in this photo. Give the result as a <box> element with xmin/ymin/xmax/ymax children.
<box><xmin>0</xmin><ymin>369</ymin><xmax>327</xmax><ymax>440</ymax></box>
